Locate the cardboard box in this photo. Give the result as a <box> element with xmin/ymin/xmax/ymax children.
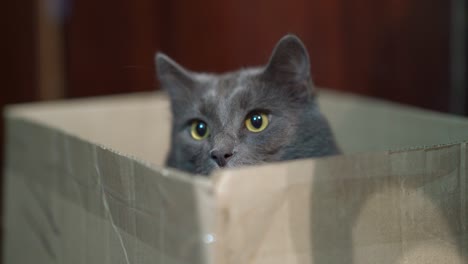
<box><xmin>3</xmin><ymin>90</ymin><xmax>467</xmax><ymax>264</ymax></box>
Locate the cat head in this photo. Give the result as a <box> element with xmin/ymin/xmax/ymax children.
<box><xmin>156</xmin><ymin>35</ymin><xmax>338</xmax><ymax>175</ymax></box>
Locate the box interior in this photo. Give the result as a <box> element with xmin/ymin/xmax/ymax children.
<box><xmin>7</xmin><ymin>89</ymin><xmax>468</xmax><ymax>167</ymax></box>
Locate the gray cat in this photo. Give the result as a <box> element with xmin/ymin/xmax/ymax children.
<box><xmin>156</xmin><ymin>35</ymin><xmax>340</xmax><ymax>175</ymax></box>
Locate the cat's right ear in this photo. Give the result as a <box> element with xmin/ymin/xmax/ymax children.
<box><xmin>263</xmin><ymin>35</ymin><xmax>311</xmax><ymax>84</ymax></box>
<box><xmin>155</xmin><ymin>53</ymin><xmax>195</xmax><ymax>100</ymax></box>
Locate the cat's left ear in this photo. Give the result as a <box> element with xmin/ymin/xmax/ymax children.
<box><xmin>155</xmin><ymin>52</ymin><xmax>196</xmax><ymax>101</ymax></box>
<box><xmin>263</xmin><ymin>35</ymin><xmax>311</xmax><ymax>85</ymax></box>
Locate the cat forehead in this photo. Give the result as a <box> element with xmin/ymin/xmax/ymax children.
<box><xmin>191</xmin><ymin>68</ymin><xmax>265</xmax><ymax>123</ymax></box>
<box><xmin>198</xmin><ymin>67</ymin><xmax>263</xmax><ymax>97</ymax></box>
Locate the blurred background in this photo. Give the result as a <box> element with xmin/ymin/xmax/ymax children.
<box><xmin>1</xmin><ymin>0</ymin><xmax>467</xmax><ymax>258</ymax></box>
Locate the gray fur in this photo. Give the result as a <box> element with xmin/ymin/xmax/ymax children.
<box><xmin>156</xmin><ymin>35</ymin><xmax>340</xmax><ymax>175</ymax></box>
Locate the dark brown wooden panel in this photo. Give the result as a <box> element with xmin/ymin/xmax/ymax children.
<box><xmin>65</xmin><ymin>0</ymin><xmax>164</xmax><ymax>97</ymax></box>
<box><xmin>162</xmin><ymin>0</ymin><xmax>450</xmax><ymax>111</ymax></box>
<box><xmin>339</xmin><ymin>0</ymin><xmax>450</xmax><ymax>112</ymax></box>
<box><xmin>64</xmin><ymin>0</ymin><xmax>451</xmax><ymax>111</ymax></box>
<box><xmin>2</xmin><ymin>1</ymin><xmax>39</xmax><ymax>103</ymax></box>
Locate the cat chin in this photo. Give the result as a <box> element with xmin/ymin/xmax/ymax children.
<box><xmin>215</xmin><ymin>160</ymin><xmax>257</xmax><ymax>171</ymax></box>
<box><xmin>201</xmin><ymin>161</ymin><xmax>237</xmax><ymax>175</ymax></box>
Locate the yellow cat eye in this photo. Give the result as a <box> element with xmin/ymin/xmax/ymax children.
<box><xmin>191</xmin><ymin>120</ymin><xmax>210</xmax><ymax>140</ymax></box>
<box><xmin>245</xmin><ymin>112</ymin><xmax>269</xmax><ymax>133</ymax></box>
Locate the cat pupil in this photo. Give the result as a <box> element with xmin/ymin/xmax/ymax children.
<box><xmin>196</xmin><ymin>122</ymin><xmax>207</xmax><ymax>136</ymax></box>
<box><xmin>251</xmin><ymin>114</ymin><xmax>263</xmax><ymax>129</ymax></box>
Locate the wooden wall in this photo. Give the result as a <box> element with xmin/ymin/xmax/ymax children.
<box><xmin>64</xmin><ymin>0</ymin><xmax>452</xmax><ymax>112</ymax></box>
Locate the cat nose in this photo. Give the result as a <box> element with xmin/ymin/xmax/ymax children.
<box><xmin>210</xmin><ymin>149</ymin><xmax>234</xmax><ymax>167</ymax></box>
